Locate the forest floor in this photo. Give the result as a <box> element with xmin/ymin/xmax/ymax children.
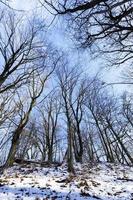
<box><xmin>0</xmin><ymin>162</ymin><xmax>133</xmax><ymax>200</ymax></box>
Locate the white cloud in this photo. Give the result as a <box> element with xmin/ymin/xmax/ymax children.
<box><xmin>10</xmin><ymin>0</ymin><xmax>38</xmax><ymax>11</ymax></box>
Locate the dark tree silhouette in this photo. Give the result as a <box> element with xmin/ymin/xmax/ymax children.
<box><xmin>42</xmin><ymin>0</ymin><xmax>133</xmax><ymax>65</ymax></box>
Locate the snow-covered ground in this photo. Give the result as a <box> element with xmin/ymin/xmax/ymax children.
<box><xmin>0</xmin><ymin>162</ymin><xmax>133</xmax><ymax>200</ymax></box>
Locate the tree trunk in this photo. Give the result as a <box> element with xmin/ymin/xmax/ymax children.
<box><xmin>107</xmin><ymin>119</ymin><xmax>133</xmax><ymax>164</ymax></box>
<box><xmin>48</xmin><ymin>148</ymin><xmax>53</xmax><ymax>164</ymax></box>
<box><xmin>5</xmin><ymin>128</ymin><xmax>21</xmax><ymax>167</ymax></box>
<box><xmin>67</xmin><ymin>124</ymin><xmax>74</xmax><ymax>173</ymax></box>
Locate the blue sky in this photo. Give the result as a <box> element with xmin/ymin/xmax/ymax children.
<box><xmin>10</xmin><ymin>0</ymin><xmax>130</xmax><ymax>94</ymax></box>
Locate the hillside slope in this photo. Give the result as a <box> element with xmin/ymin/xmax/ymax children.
<box><xmin>0</xmin><ymin>162</ymin><xmax>133</xmax><ymax>200</ymax></box>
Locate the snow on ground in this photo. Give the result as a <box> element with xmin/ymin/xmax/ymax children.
<box><xmin>0</xmin><ymin>162</ymin><xmax>133</xmax><ymax>200</ymax></box>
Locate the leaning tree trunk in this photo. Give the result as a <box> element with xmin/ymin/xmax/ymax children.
<box><xmin>5</xmin><ymin>126</ymin><xmax>23</xmax><ymax>167</ymax></box>
<box><xmin>5</xmin><ymin>98</ymin><xmax>35</xmax><ymax>167</ymax></box>
<box><xmin>107</xmin><ymin>119</ymin><xmax>133</xmax><ymax>164</ymax></box>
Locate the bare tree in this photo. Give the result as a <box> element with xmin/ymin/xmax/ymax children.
<box><xmin>56</xmin><ymin>62</ymin><xmax>86</xmax><ymax>171</ymax></box>
<box><xmin>0</xmin><ymin>11</ymin><xmax>46</xmax><ymax>94</ymax></box>
<box><xmin>84</xmin><ymin>78</ymin><xmax>133</xmax><ymax>164</ymax></box>
<box><xmin>4</xmin><ymin>49</ymin><xmax>60</xmax><ymax>167</ymax></box>
<box><xmin>41</xmin><ymin>0</ymin><xmax>133</xmax><ymax>66</ymax></box>
<box><xmin>56</xmin><ymin>65</ymin><xmax>75</xmax><ymax>172</ymax></box>
<box><xmin>122</xmin><ymin>93</ymin><xmax>133</xmax><ymax>128</ymax></box>
<box><xmin>70</xmin><ymin>79</ymin><xmax>86</xmax><ymax>163</ymax></box>
<box><xmin>16</xmin><ymin>126</ymin><xmax>37</xmax><ymax>160</ymax></box>
<box><xmin>37</xmin><ymin>91</ymin><xmax>61</xmax><ymax>164</ymax></box>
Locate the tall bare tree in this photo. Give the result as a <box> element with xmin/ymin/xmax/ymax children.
<box><xmin>0</xmin><ymin>11</ymin><xmax>46</xmax><ymax>94</ymax></box>
<box><xmin>4</xmin><ymin>46</ymin><xmax>61</xmax><ymax>167</ymax></box>
<box><xmin>37</xmin><ymin>91</ymin><xmax>61</xmax><ymax>164</ymax></box>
